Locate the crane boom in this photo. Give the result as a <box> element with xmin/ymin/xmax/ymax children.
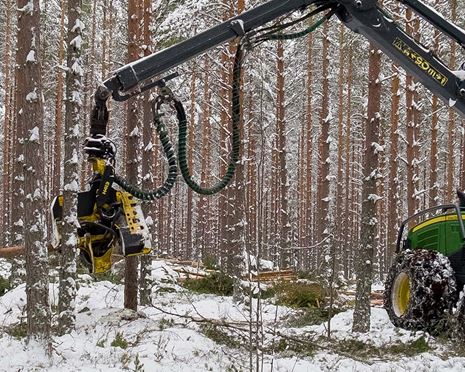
<box><xmin>99</xmin><ymin>0</ymin><xmax>465</xmax><ymax>121</ymax></box>
<box><xmin>103</xmin><ymin>0</ymin><xmax>317</xmax><ymax>97</ymax></box>
<box><xmin>336</xmin><ymin>0</ymin><xmax>465</xmax><ymax>116</ymax></box>
<box><xmin>54</xmin><ymin>0</ymin><xmax>465</xmax><ymax>274</ymax></box>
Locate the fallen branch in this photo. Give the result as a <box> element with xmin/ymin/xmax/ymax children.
<box><xmin>0</xmin><ymin>246</ymin><xmax>25</xmax><ymax>258</ymax></box>
<box><xmin>151</xmin><ymin>303</ymin><xmax>255</xmax><ymax>330</ymax></box>
<box><xmin>0</xmin><ymin>244</ymin><xmax>54</xmax><ymax>258</ymax></box>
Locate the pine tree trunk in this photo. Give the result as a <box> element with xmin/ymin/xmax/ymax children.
<box><xmin>81</xmin><ymin>0</ymin><xmax>97</xmax><ymax>188</ymax></box>
<box><xmin>343</xmin><ymin>41</ymin><xmax>354</xmax><ymax>278</ymax></box>
<box><xmin>124</xmin><ymin>0</ymin><xmax>142</xmax><ymax>311</ymax></box>
<box><xmin>335</xmin><ymin>24</ymin><xmax>345</xmax><ymax>274</ymax></box>
<box><xmin>353</xmin><ymin>45</ymin><xmax>381</xmax><ymax>333</ymax></box>
<box><xmin>316</xmin><ymin>22</ymin><xmax>331</xmax><ymax>272</ymax></box>
<box><xmin>387</xmin><ymin>64</ymin><xmax>400</xmax><ymax>264</ymax></box>
<box><xmin>10</xmin><ymin>0</ymin><xmax>26</xmax><ymax>284</ymax></box>
<box><xmin>246</xmin><ymin>91</ymin><xmax>258</xmax><ymax>264</ymax></box>
<box><xmin>446</xmin><ymin>0</ymin><xmax>457</xmax><ymax>200</ymax></box>
<box><xmin>197</xmin><ymin>57</ymin><xmax>212</xmax><ymax>261</ymax></box>
<box><xmin>218</xmin><ymin>1</ymin><xmax>234</xmax><ymax>273</ymax></box>
<box><xmin>57</xmin><ymin>0</ymin><xmax>83</xmax><ymax>335</ymax></box>
<box><xmin>139</xmin><ymin>0</ymin><xmax>154</xmax><ymax>307</ymax></box>
<box><xmin>185</xmin><ymin>61</ymin><xmax>196</xmax><ymax>260</ymax></box>
<box><xmin>16</xmin><ymin>0</ymin><xmax>52</xmax><ymax>346</ymax></box>
<box><xmin>406</xmin><ymin>12</ymin><xmax>420</xmax><ymax>217</ymax></box>
<box><xmin>429</xmin><ymin>1</ymin><xmax>440</xmax><ymax>203</ymax></box>
<box><xmin>1</xmin><ymin>0</ymin><xmax>14</xmax><ymax>244</ymax></box>
<box><xmin>305</xmin><ymin>31</ymin><xmax>314</xmax><ymax>269</ymax></box>
<box><xmin>275</xmin><ymin>40</ymin><xmax>291</xmax><ymax>267</ymax></box>
<box><xmin>52</xmin><ymin>0</ymin><xmax>66</xmax><ymax>198</ymax></box>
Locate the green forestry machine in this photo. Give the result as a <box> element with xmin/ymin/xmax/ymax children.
<box><xmin>384</xmin><ymin>194</ymin><xmax>465</xmax><ymax>332</ymax></box>
<box><xmin>50</xmin><ymin>0</ymin><xmax>465</xmax><ymax>331</ymax></box>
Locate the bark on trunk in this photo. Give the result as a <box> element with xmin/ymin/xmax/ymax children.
<box><xmin>16</xmin><ymin>0</ymin><xmax>52</xmax><ymax>346</ymax></box>
<box><xmin>353</xmin><ymin>45</ymin><xmax>381</xmax><ymax>333</ymax></box>
<box><xmin>1</xmin><ymin>0</ymin><xmax>14</xmax><ymax>244</ymax></box>
<box><xmin>124</xmin><ymin>0</ymin><xmax>143</xmax><ymax>311</ymax></box>
<box><xmin>139</xmin><ymin>0</ymin><xmax>154</xmax><ymax>307</ymax></box>
<box><xmin>316</xmin><ymin>22</ymin><xmax>331</xmax><ymax>273</ymax></box>
<box><xmin>57</xmin><ymin>0</ymin><xmax>83</xmax><ymax>335</ymax></box>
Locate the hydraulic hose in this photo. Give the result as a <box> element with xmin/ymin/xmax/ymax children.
<box><xmin>112</xmin><ymin>7</ymin><xmax>333</xmax><ymax>200</ymax></box>
<box><xmin>113</xmin><ymin>97</ymin><xmax>178</xmax><ymax>200</ymax></box>
<box><xmin>175</xmin><ymin>44</ymin><xmax>243</xmax><ymax>195</ymax></box>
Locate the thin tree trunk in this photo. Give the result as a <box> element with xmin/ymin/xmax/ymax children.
<box><xmin>316</xmin><ymin>22</ymin><xmax>331</xmax><ymax>272</ymax></box>
<box><xmin>353</xmin><ymin>45</ymin><xmax>381</xmax><ymax>333</ymax></box>
<box><xmin>11</xmin><ymin>0</ymin><xmax>26</xmax><ymax>285</ymax></box>
<box><xmin>429</xmin><ymin>1</ymin><xmax>441</xmax><ymax>203</ymax></box>
<box><xmin>57</xmin><ymin>0</ymin><xmax>83</xmax><ymax>334</ymax></box>
<box><xmin>16</xmin><ymin>0</ymin><xmax>52</xmax><ymax>347</ymax></box>
<box><xmin>1</xmin><ymin>0</ymin><xmax>14</xmax><ymax>244</ymax></box>
<box><xmin>218</xmin><ymin>1</ymin><xmax>234</xmax><ymax>273</ymax></box>
<box><xmin>335</xmin><ymin>24</ymin><xmax>345</xmax><ymax>274</ymax></box>
<box><xmin>52</xmin><ymin>0</ymin><xmax>66</xmax><ymax>197</ymax></box>
<box><xmin>343</xmin><ymin>40</ymin><xmax>354</xmax><ymax>279</ymax></box>
<box><xmin>405</xmin><ymin>12</ymin><xmax>420</xmax><ymax>218</ymax></box>
<box><xmin>185</xmin><ymin>60</ymin><xmax>196</xmax><ymax>260</ymax></box>
<box><xmin>124</xmin><ymin>0</ymin><xmax>142</xmax><ymax>311</ymax></box>
<box><xmin>139</xmin><ymin>0</ymin><xmax>154</xmax><ymax>307</ymax></box>
<box><xmin>275</xmin><ymin>40</ymin><xmax>291</xmax><ymax>267</ymax></box>
<box><xmin>198</xmin><ymin>57</ymin><xmax>211</xmax><ymax>261</ymax></box>
<box><xmin>305</xmin><ymin>31</ymin><xmax>314</xmax><ymax>269</ymax></box>
<box><xmin>446</xmin><ymin>0</ymin><xmax>457</xmax><ymax>200</ymax></box>
<box><xmin>386</xmin><ymin>65</ymin><xmax>400</xmax><ymax>268</ymax></box>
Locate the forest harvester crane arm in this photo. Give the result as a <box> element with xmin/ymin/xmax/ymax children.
<box><xmin>51</xmin><ymin>0</ymin><xmax>465</xmax><ymax>273</ymax></box>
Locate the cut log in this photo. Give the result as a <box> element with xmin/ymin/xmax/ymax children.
<box><xmin>0</xmin><ymin>244</ymin><xmax>55</xmax><ymax>258</ymax></box>
<box><xmin>0</xmin><ymin>246</ymin><xmax>25</xmax><ymax>258</ymax></box>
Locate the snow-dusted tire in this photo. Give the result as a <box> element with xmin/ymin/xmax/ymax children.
<box><xmin>455</xmin><ymin>289</ymin><xmax>465</xmax><ymax>335</ymax></box>
<box><xmin>384</xmin><ymin>249</ymin><xmax>456</xmax><ymax>332</ymax></box>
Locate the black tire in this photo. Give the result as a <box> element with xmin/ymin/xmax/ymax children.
<box><xmin>455</xmin><ymin>289</ymin><xmax>465</xmax><ymax>336</ymax></box>
<box><xmin>384</xmin><ymin>249</ymin><xmax>456</xmax><ymax>332</ymax></box>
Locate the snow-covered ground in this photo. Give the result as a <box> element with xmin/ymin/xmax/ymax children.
<box><xmin>0</xmin><ymin>259</ymin><xmax>465</xmax><ymax>372</ymax></box>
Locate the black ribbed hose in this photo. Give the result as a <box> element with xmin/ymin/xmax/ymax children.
<box><xmin>113</xmin><ymin>97</ymin><xmax>178</xmax><ymax>200</ymax></box>
<box><xmin>254</xmin><ymin>6</ymin><xmax>339</xmax><ymax>43</ymax></box>
<box><xmin>175</xmin><ymin>44</ymin><xmax>243</xmax><ymax>195</ymax></box>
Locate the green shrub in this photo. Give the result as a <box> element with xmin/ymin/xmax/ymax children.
<box><xmin>202</xmin><ymin>256</ymin><xmax>218</xmax><ymax>270</ymax></box>
<box><xmin>296</xmin><ymin>271</ymin><xmax>320</xmax><ymax>281</ymax></box>
<box><xmin>96</xmin><ymin>338</ymin><xmax>106</xmax><ymax>348</ymax></box>
<box><xmin>158</xmin><ymin>317</ymin><xmax>175</xmax><ymax>331</ymax></box>
<box><xmin>183</xmin><ymin>272</ymin><xmax>234</xmax><ymax>296</ymax></box>
<box><xmin>0</xmin><ymin>276</ymin><xmax>10</xmax><ymax>295</ymax></box>
<box><xmin>94</xmin><ymin>270</ymin><xmax>123</xmax><ymax>284</ymax></box>
<box><xmin>201</xmin><ymin>325</ymin><xmax>241</xmax><ymax>348</ymax></box>
<box><xmin>286</xmin><ymin>308</ymin><xmax>332</xmax><ymax>327</ymax></box>
<box><xmin>256</xmin><ymin>285</ymin><xmax>277</xmax><ymax>300</ymax></box>
<box><xmin>388</xmin><ymin>336</ymin><xmax>430</xmax><ymax>356</ymax></box>
<box><xmin>111</xmin><ymin>332</ymin><xmax>128</xmax><ymax>349</ymax></box>
<box><xmin>336</xmin><ymin>337</ymin><xmax>430</xmax><ymax>358</ymax></box>
<box><xmin>6</xmin><ymin>322</ymin><xmax>27</xmax><ymax>340</ymax></box>
<box><xmin>273</xmin><ymin>281</ymin><xmax>326</xmax><ymax>309</ymax></box>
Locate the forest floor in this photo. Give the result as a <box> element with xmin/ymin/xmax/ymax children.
<box><xmin>0</xmin><ymin>259</ymin><xmax>465</xmax><ymax>372</ymax></box>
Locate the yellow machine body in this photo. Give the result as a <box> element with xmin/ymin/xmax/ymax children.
<box><xmin>51</xmin><ymin>159</ymin><xmax>152</xmax><ymax>273</ymax></box>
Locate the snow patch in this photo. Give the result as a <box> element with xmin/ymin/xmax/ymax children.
<box><xmin>28</xmin><ymin>126</ymin><xmax>40</xmax><ymax>142</ymax></box>
<box><xmin>25</xmin><ymin>89</ymin><xmax>38</xmax><ymax>103</ymax></box>
<box><xmin>70</xmin><ymin>35</ymin><xmax>82</xmax><ymax>49</ymax></box>
<box><xmin>26</xmin><ymin>50</ymin><xmax>36</xmax><ymax>63</ymax></box>
<box><xmin>70</xmin><ymin>61</ymin><xmax>83</xmax><ymax>76</ymax></box>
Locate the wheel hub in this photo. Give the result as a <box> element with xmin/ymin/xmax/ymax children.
<box><xmin>392</xmin><ymin>272</ymin><xmax>410</xmax><ymax>317</ymax></box>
